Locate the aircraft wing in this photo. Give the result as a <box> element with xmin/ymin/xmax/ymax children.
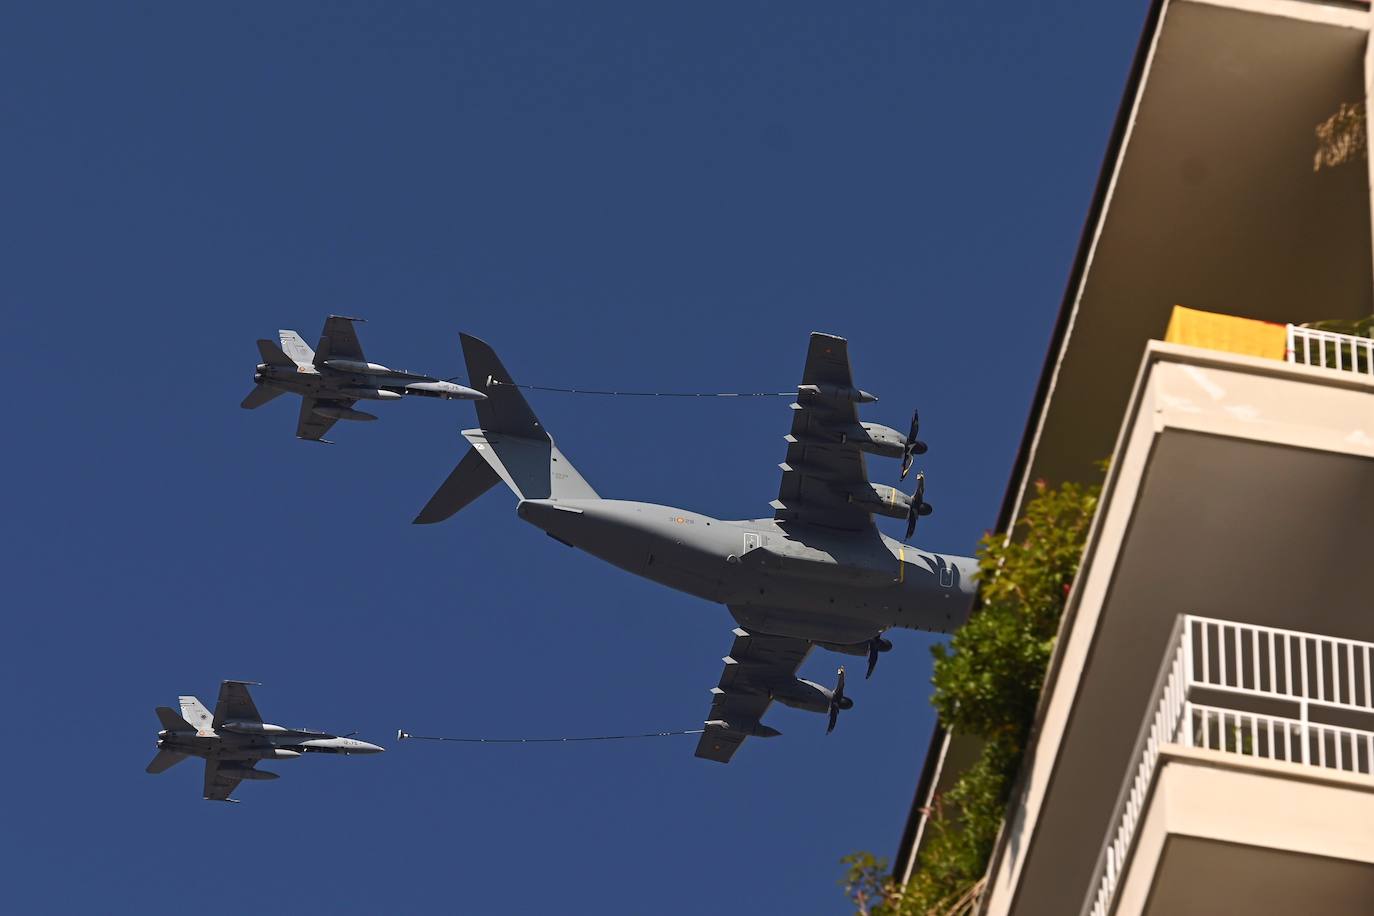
<box><xmin>295</xmin><ymin>397</ymin><xmax>354</xmax><ymax>442</ymax></box>
<box><xmin>695</xmin><ymin>628</ymin><xmax>813</xmax><ymax>764</ymax></box>
<box><xmin>773</xmin><ymin>333</ymin><xmax>875</xmax><ymax>531</ymax></box>
<box><xmin>203</xmin><ymin>759</ymin><xmax>252</xmax><ymax>802</ymax></box>
<box><xmin>316</xmin><ymin>315</ymin><xmax>366</xmax><ymax>364</ymax></box>
<box><xmin>212</xmin><ymin>680</ymin><xmax>262</xmax><ymax>727</ymax></box>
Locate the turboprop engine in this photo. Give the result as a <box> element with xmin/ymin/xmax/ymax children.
<box><xmin>847</xmin><ymin>483</ymin><xmax>913</xmax><ymax>520</ymax></box>
<box><xmin>337</xmin><ymin>387</ymin><xmax>403</xmax><ymax>401</ymax></box>
<box><xmin>787</xmin><ymin>422</ymin><xmax>905</xmax><ymax>459</ymax></box>
<box><xmin>768</xmin><ymin>677</ymin><xmax>840</xmax><ymax>714</ymax></box>
<box><xmin>311</xmin><ymin>405</ymin><xmax>377</xmax><ymax>422</ymax></box>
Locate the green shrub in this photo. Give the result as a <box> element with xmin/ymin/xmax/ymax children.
<box><xmin>843</xmin><ymin>476</ymin><xmax>1101</xmax><ymax>915</ymax></box>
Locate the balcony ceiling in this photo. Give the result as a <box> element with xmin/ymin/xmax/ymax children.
<box><xmin>1145</xmin><ymin>836</ymin><xmax>1374</xmax><ymax>915</ymax></box>
<box><xmin>1025</xmin><ymin>0</ymin><xmax>1370</xmax><ymax>496</ymax></box>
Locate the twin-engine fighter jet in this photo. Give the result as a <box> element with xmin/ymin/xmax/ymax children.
<box><xmin>415</xmin><ymin>332</ymin><xmax>978</xmax><ymax>762</ymax></box>
<box><xmin>242</xmin><ymin>315</ymin><xmax>484</xmax><ymax>442</ymax></box>
<box><xmin>145</xmin><ymin>680</ymin><xmax>384</xmax><ymax>801</ymax></box>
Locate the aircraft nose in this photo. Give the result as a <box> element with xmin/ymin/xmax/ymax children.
<box><xmin>356</xmin><ymin>741</ymin><xmax>385</xmax><ymax>754</ymax></box>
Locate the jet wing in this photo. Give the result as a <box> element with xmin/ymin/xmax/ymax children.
<box><xmin>295</xmin><ymin>397</ymin><xmax>354</xmax><ymax>443</ymax></box>
<box><xmin>203</xmin><ymin>759</ymin><xmax>252</xmax><ymax>802</ymax></box>
<box><xmin>695</xmin><ymin>628</ymin><xmax>813</xmax><ymax>764</ymax></box>
<box><xmin>773</xmin><ymin>333</ymin><xmax>875</xmax><ymax>531</ymax></box>
<box><xmin>315</xmin><ymin>315</ymin><xmax>366</xmax><ymax>364</ymax></box>
<box><xmin>212</xmin><ymin>680</ymin><xmax>262</xmax><ymax>727</ymax></box>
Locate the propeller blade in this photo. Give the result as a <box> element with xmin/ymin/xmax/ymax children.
<box><xmin>865</xmin><ymin>636</ymin><xmax>891</xmax><ymax>679</ymax></box>
<box><xmin>900</xmin><ymin>409</ymin><xmax>927</xmax><ymax>479</ymax></box>
<box><xmin>904</xmin><ymin>472</ymin><xmax>929</xmax><ymax>542</ymax></box>
<box><xmin>827</xmin><ymin>667</ymin><xmax>847</xmax><ymax>734</ymax></box>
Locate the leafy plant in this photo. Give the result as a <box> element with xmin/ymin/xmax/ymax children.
<box><xmin>842</xmin><ymin>476</ymin><xmax>1101</xmax><ymax>915</ymax></box>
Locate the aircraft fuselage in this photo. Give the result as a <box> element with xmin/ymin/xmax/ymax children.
<box><xmin>517</xmin><ymin>498</ymin><xmax>976</xmax><ymax>645</ymax></box>
<box><xmin>252</xmin><ymin>362</ymin><xmax>482</xmax><ymax>402</ymax></box>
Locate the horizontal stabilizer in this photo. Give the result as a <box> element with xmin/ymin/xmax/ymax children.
<box><xmin>257</xmin><ymin>339</ymin><xmax>296</xmax><ymax>368</ymax></box>
<box><xmin>145</xmin><ymin>749</ymin><xmax>188</xmax><ymax>774</ymax></box>
<box><xmin>414</xmin><ymin>446</ymin><xmax>501</xmax><ymax>524</ymax></box>
<box><xmin>157</xmin><ymin>706</ymin><xmax>192</xmax><ymax>731</ymax></box>
<box><xmin>240</xmin><ymin>385</ymin><xmax>285</xmax><ymax>410</ymax></box>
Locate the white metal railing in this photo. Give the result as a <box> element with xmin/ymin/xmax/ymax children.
<box><xmin>1286</xmin><ymin>324</ymin><xmax>1374</xmax><ymax>378</ymax></box>
<box><xmin>1083</xmin><ymin>615</ymin><xmax>1374</xmax><ymax>916</ymax></box>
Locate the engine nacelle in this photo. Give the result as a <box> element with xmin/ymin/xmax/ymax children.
<box><xmin>323</xmin><ymin>359</ymin><xmax>393</xmax><ymax>375</ymax></box>
<box><xmin>817</xmin><ymin>637</ymin><xmax>892</xmax><ymax>657</ymax></box>
<box><xmin>854</xmin><ymin>423</ymin><xmax>906</xmax><ymax>458</ymax></box>
<box><xmin>767</xmin><ymin>678</ymin><xmax>833</xmax><ymax>714</ymax></box>
<box><xmin>219</xmin><ymin>721</ymin><xmax>289</xmax><ymax>736</ymax></box>
<box><xmin>788</xmin><ymin>422</ymin><xmax>905</xmax><ymax>459</ymax></box>
<box><xmin>848</xmin><ymin>483</ymin><xmax>912</xmax><ymax>520</ymax></box>
<box><xmin>797</xmin><ymin>383</ymin><xmax>877</xmax><ymax>404</ymax></box>
<box><xmin>337</xmin><ymin>387</ymin><xmax>403</xmax><ymax>401</ymax></box>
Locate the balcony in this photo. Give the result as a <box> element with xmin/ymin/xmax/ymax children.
<box><xmin>1287</xmin><ymin>324</ymin><xmax>1374</xmax><ymax>378</ymax></box>
<box><xmin>977</xmin><ymin>341</ymin><xmax>1374</xmax><ymax>915</ymax></box>
<box><xmin>1086</xmin><ymin>615</ymin><xmax>1374</xmax><ymax>916</ymax></box>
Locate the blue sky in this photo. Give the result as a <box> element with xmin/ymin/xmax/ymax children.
<box><xmin>2</xmin><ymin>3</ymin><xmax>1145</xmax><ymax>912</ymax></box>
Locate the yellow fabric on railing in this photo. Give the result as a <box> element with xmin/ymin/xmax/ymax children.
<box><xmin>1163</xmin><ymin>305</ymin><xmax>1287</xmax><ymax>360</ymax></box>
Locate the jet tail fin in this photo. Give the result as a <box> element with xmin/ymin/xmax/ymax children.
<box><xmin>240</xmin><ymin>385</ymin><xmax>285</xmax><ymax>410</ymax></box>
<box><xmin>156</xmin><ymin>706</ymin><xmax>192</xmax><ymax>731</ymax></box>
<box><xmin>278</xmin><ymin>330</ymin><xmax>316</xmax><ymax>368</ymax></box>
<box><xmin>257</xmin><ymin>339</ymin><xmax>296</xmax><ymax>368</ymax></box>
<box><xmin>145</xmin><ymin>749</ymin><xmax>188</xmax><ymax>774</ymax></box>
<box><xmin>178</xmin><ymin>696</ymin><xmax>212</xmax><ymax>731</ymax></box>
<box><xmin>442</xmin><ymin>334</ymin><xmax>598</xmax><ymax>505</ymax></box>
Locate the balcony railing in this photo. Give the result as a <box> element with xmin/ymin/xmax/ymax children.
<box><xmin>1286</xmin><ymin>324</ymin><xmax>1374</xmax><ymax>378</ymax></box>
<box><xmin>1083</xmin><ymin>615</ymin><xmax>1374</xmax><ymax>916</ymax></box>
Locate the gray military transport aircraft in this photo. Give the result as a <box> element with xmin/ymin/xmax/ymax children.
<box><xmin>242</xmin><ymin>315</ymin><xmax>484</xmax><ymax>442</ymax></box>
<box><xmin>415</xmin><ymin>332</ymin><xmax>978</xmax><ymax>762</ymax></box>
<box><xmin>145</xmin><ymin>680</ymin><xmax>384</xmax><ymax>801</ymax></box>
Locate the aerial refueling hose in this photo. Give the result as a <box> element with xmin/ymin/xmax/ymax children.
<box><xmin>443</xmin><ymin>376</ymin><xmax>794</xmax><ymax>398</ymax></box>
<box><xmin>396</xmin><ymin>728</ymin><xmax>706</xmax><ymax>744</ymax></box>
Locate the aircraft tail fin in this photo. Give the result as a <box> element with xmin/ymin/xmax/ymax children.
<box><xmin>240</xmin><ymin>385</ymin><xmax>285</xmax><ymax>410</ymax></box>
<box><xmin>278</xmin><ymin>330</ymin><xmax>316</xmax><ymax>368</ymax></box>
<box><xmin>413</xmin><ymin>335</ymin><xmax>598</xmax><ymax>522</ymax></box>
<box><xmin>145</xmin><ymin>749</ymin><xmax>188</xmax><ymax>775</ymax></box>
<box><xmin>178</xmin><ymin>696</ymin><xmax>213</xmax><ymax>731</ymax></box>
<box><xmin>156</xmin><ymin>706</ymin><xmax>192</xmax><ymax>731</ymax></box>
<box><xmin>257</xmin><ymin>339</ymin><xmax>296</xmax><ymax>369</ymax></box>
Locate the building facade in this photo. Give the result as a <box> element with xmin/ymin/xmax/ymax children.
<box><xmin>896</xmin><ymin>1</ymin><xmax>1374</xmax><ymax>913</ymax></box>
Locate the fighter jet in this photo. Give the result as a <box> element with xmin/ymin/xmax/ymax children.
<box><xmin>414</xmin><ymin>332</ymin><xmax>979</xmax><ymax>762</ymax></box>
<box><xmin>145</xmin><ymin>680</ymin><xmax>384</xmax><ymax>801</ymax></box>
<box><xmin>241</xmin><ymin>315</ymin><xmax>484</xmax><ymax>442</ymax></box>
